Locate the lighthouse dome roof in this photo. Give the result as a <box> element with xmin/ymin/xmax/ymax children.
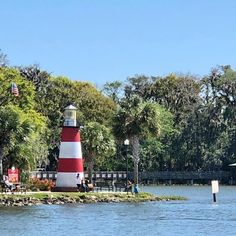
<box><xmin>65</xmin><ymin>105</ymin><xmax>77</xmax><ymax>110</ymax></box>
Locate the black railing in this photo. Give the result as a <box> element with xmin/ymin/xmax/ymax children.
<box><xmin>30</xmin><ymin>171</ymin><xmax>129</xmax><ymax>181</ymax></box>
<box><xmin>30</xmin><ymin>170</ymin><xmax>232</xmax><ymax>182</ymax></box>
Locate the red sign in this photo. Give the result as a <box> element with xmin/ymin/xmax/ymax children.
<box><xmin>8</xmin><ymin>168</ymin><xmax>19</xmax><ymax>183</ymax></box>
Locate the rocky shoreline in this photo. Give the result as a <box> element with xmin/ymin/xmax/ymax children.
<box><xmin>0</xmin><ymin>192</ymin><xmax>186</xmax><ymax>207</ymax></box>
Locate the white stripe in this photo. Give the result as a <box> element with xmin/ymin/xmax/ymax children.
<box><xmin>59</xmin><ymin>142</ymin><xmax>82</xmax><ymax>158</ymax></box>
<box><xmin>56</xmin><ymin>172</ymin><xmax>84</xmax><ymax>187</ymax></box>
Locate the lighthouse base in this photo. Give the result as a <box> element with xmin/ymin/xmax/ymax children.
<box><xmin>51</xmin><ymin>187</ymin><xmax>79</xmax><ymax>192</ymax></box>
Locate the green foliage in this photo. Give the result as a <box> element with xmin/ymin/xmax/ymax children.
<box><xmin>18</xmin><ymin>68</ymin><xmax>117</xmax><ymax>170</ymax></box>
<box><xmin>108</xmin><ymin>70</ymin><xmax>236</xmax><ymax>172</ymax></box>
<box><xmin>112</xmin><ymin>92</ymin><xmax>174</xmax><ymax>183</ymax></box>
<box><xmin>81</xmin><ymin>122</ymin><xmax>116</xmax><ymax>181</ymax></box>
<box><xmin>0</xmin><ymin>192</ymin><xmax>186</xmax><ymax>205</ymax></box>
<box><xmin>72</xmin><ymin>81</ymin><xmax>117</xmax><ymax>125</ymax></box>
<box><xmin>1</xmin><ymin>51</ymin><xmax>236</xmax><ymax>175</ymax></box>
<box><xmin>81</xmin><ymin>122</ymin><xmax>116</xmax><ymax>159</ymax></box>
<box><xmin>103</xmin><ymin>80</ymin><xmax>124</xmax><ymax>103</ymax></box>
<box><xmin>150</xmin><ymin>74</ymin><xmax>200</xmax><ymax>127</ymax></box>
<box><xmin>0</xmin><ymin>67</ymin><xmax>36</xmax><ymax>109</ymax></box>
<box><xmin>0</xmin><ymin>49</ymin><xmax>9</xmax><ymax>67</ymax></box>
<box><xmin>0</xmin><ymin>105</ymin><xmax>48</xmax><ymax>172</ymax></box>
<box><xmin>113</xmin><ymin>95</ymin><xmax>173</xmax><ymax>140</ymax></box>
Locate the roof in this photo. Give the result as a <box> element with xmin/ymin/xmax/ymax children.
<box><xmin>229</xmin><ymin>163</ymin><xmax>236</xmax><ymax>167</ymax></box>
<box><xmin>64</xmin><ymin>105</ymin><xmax>77</xmax><ymax>110</ymax></box>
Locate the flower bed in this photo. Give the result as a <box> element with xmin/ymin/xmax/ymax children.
<box><xmin>28</xmin><ymin>178</ymin><xmax>55</xmax><ymax>191</ymax></box>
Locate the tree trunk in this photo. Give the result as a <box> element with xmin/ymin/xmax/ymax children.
<box><xmin>87</xmin><ymin>161</ymin><xmax>93</xmax><ymax>183</ymax></box>
<box><xmin>130</xmin><ymin>135</ymin><xmax>140</xmax><ymax>185</ymax></box>
<box><xmin>87</xmin><ymin>154</ymin><xmax>94</xmax><ymax>183</ymax></box>
<box><xmin>0</xmin><ymin>148</ymin><xmax>3</xmax><ymax>180</ymax></box>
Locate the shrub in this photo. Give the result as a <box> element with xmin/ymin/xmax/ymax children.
<box><xmin>28</xmin><ymin>178</ymin><xmax>55</xmax><ymax>191</ymax></box>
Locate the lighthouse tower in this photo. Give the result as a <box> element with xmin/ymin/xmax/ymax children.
<box><xmin>54</xmin><ymin>105</ymin><xmax>84</xmax><ymax>191</ymax></box>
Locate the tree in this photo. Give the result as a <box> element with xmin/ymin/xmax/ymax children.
<box><xmin>0</xmin><ymin>49</ymin><xmax>9</xmax><ymax>67</ymax></box>
<box><xmin>0</xmin><ymin>67</ymin><xmax>36</xmax><ymax>109</ymax></box>
<box><xmin>45</xmin><ymin>78</ymin><xmax>117</xmax><ymax>169</ymax></box>
<box><xmin>0</xmin><ymin>67</ymin><xmax>48</xmax><ymax>177</ymax></box>
<box><xmin>81</xmin><ymin>122</ymin><xmax>116</xmax><ymax>182</ymax></box>
<box><xmin>102</xmin><ymin>80</ymin><xmax>124</xmax><ymax>103</ymax></box>
<box><xmin>125</xmin><ymin>75</ymin><xmax>154</xmax><ymax>99</ymax></box>
<box><xmin>149</xmin><ymin>74</ymin><xmax>200</xmax><ymax>126</ymax></box>
<box><xmin>199</xmin><ymin>66</ymin><xmax>236</xmax><ymax>169</ymax></box>
<box><xmin>18</xmin><ymin>69</ymin><xmax>117</xmax><ymax>170</ymax></box>
<box><xmin>0</xmin><ymin>105</ymin><xmax>47</xmax><ymax>178</ymax></box>
<box><xmin>73</xmin><ymin>81</ymin><xmax>117</xmax><ymax>125</ymax></box>
<box><xmin>113</xmin><ymin>95</ymin><xmax>174</xmax><ymax>184</ymax></box>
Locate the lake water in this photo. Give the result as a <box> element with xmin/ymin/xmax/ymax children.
<box><xmin>0</xmin><ymin>185</ymin><xmax>236</xmax><ymax>236</ymax></box>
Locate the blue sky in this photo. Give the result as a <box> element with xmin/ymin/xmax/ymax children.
<box><xmin>1</xmin><ymin>0</ymin><xmax>236</xmax><ymax>87</ymax></box>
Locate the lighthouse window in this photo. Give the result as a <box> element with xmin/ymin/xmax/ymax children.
<box><xmin>65</xmin><ymin>120</ymin><xmax>70</xmax><ymax>126</ymax></box>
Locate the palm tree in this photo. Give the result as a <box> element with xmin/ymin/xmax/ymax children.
<box><xmin>113</xmin><ymin>95</ymin><xmax>173</xmax><ymax>184</ymax></box>
<box><xmin>81</xmin><ymin>122</ymin><xmax>116</xmax><ymax>183</ymax></box>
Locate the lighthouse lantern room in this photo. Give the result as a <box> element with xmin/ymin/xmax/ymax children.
<box><xmin>64</xmin><ymin>105</ymin><xmax>77</xmax><ymax>126</ymax></box>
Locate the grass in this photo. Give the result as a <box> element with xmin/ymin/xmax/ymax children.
<box><xmin>0</xmin><ymin>191</ymin><xmax>187</xmax><ymax>202</ymax></box>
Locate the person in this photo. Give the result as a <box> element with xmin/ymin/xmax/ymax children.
<box><xmin>76</xmin><ymin>173</ymin><xmax>82</xmax><ymax>191</ymax></box>
<box><xmin>127</xmin><ymin>180</ymin><xmax>132</xmax><ymax>192</ymax></box>
<box><xmin>134</xmin><ymin>184</ymin><xmax>139</xmax><ymax>195</ymax></box>
<box><xmin>3</xmin><ymin>176</ymin><xmax>14</xmax><ymax>191</ymax></box>
<box><xmin>85</xmin><ymin>179</ymin><xmax>94</xmax><ymax>192</ymax></box>
<box><xmin>124</xmin><ymin>180</ymin><xmax>132</xmax><ymax>193</ymax></box>
<box><xmin>84</xmin><ymin>179</ymin><xmax>89</xmax><ymax>192</ymax></box>
<box><xmin>80</xmin><ymin>179</ymin><xmax>88</xmax><ymax>192</ymax></box>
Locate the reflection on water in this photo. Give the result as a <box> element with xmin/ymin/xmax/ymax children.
<box><xmin>0</xmin><ymin>186</ymin><xmax>236</xmax><ymax>236</ymax></box>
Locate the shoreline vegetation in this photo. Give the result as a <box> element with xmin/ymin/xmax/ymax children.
<box><xmin>0</xmin><ymin>192</ymin><xmax>186</xmax><ymax>207</ymax></box>
<box><xmin>1</xmin><ymin>64</ymin><xmax>235</xmax><ymax>186</ymax></box>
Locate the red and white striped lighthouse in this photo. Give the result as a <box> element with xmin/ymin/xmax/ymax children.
<box><xmin>54</xmin><ymin>105</ymin><xmax>84</xmax><ymax>191</ymax></box>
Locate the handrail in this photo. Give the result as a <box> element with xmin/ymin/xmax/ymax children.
<box><xmin>30</xmin><ymin>170</ymin><xmax>231</xmax><ymax>181</ymax></box>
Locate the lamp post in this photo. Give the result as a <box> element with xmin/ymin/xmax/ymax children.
<box><xmin>0</xmin><ymin>158</ymin><xmax>3</xmax><ymax>180</ymax></box>
<box><xmin>124</xmin><ymin>139</ymin><xmax>129</xmax><ymax>194</ymax></box>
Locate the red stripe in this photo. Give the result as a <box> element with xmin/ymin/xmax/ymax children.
<box><xmin>61</xmin><ymin>127</ymin><xmax>81</xmax><ymax>142</ymax></box>
<box><xmin>57</xmin><ymin>158</ymin><xmax>84</xmax><ymax>172</ymax></box>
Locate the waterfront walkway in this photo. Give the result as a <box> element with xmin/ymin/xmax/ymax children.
<box><xmin>31</xmin><ymin>170</ymin><xmax>235</xmax><ymax>185</ymax></box>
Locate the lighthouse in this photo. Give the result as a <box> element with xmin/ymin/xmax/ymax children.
<box><xmin>54</xmin><ymin>105</ymin><xmax>84</xmax><ymax>192</ymax></box>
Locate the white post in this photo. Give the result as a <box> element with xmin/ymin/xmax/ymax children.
<box><xmin>211</xmin><ymin>180</ymin><xmax>219</xmax><ymax>202</ymax></box>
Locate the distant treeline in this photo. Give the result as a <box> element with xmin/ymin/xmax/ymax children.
<box><xmin>0</xmin><ymin>50</ymin><xmax>235</xmax><ymax>181</ymax></box>
<box><xmin>104</xmin><ymin>66</ymin><xmax>235</xmax><ymax>174</ymax></box>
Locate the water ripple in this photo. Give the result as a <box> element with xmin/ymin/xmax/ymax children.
<box><xmin>1</xmin><ymin>186</ymin><xmax>236</xmax><ymax>236</ymax></box>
